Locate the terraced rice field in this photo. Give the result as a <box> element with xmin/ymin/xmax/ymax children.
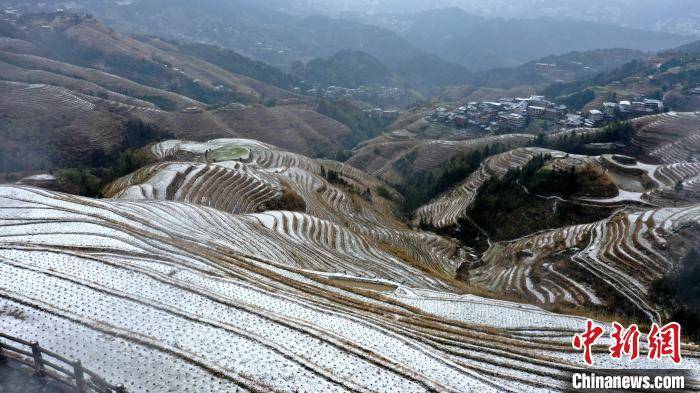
<box><xmin>596</xmin><ymin>154</ymin><xmax>700</xmax><ymax>206</ymax></box>
<box><xmin>108</xmin><ymin>139</ymin><xmax>467</xmax><ymax>284</ymax></box>
<box><xmin>653</xmin><ymin>162</ymin><xmax>700</xmax><ymax>190</ymax></box>
<box><xmin>0</xmin><ymin>81</ymin><xmax>97</xmax><ymax>116</ymax></box>
<box><xmin>1</xmin><ymin>186</ymin><xmax>698</xmax><ymax>392</ymax></box>
<box><xmin>152</xmin><ymin>139</ymin><xmax>321</xmax><ymax>173</ymax></box>
<box><xmin>414</xmin><ymin>131</ymin><xmax>700</xmax><ymax>227</ymax></box>
<box><xmin>108</xmin><ymin>138</ymin><xmax>700</xmax><ymax>323</ymax></box>
<box><xmin>103</xmin><ymin>161</ymin><xmax>283</xmax><ymax>215</ymax></box>
<box><xmin>475</xmin><ymin>205</ymin><xmax>700</xmax><ymax>321</ymax></box>
<box><xmin>346</xmin><ymin>134</ymin><xmax>535</xmax><ymax>185</ymax></box>
<box><xmin>410</xmin><ymin>122</ymin><xmax>700</xmax><ymax>323</ymax></box>
<box><xmin>415</xmin><ymin>148</ymin><xmax>566</xmax><ymax>228</ymax></box>
<box><xmin>632</xmin><ymin>112</ymin><xmax>700</xmax><ymax>163</ymax></box>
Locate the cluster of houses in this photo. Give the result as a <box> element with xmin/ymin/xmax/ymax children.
<box><xmin>362</xmin><ymin>107</ymin><xmax>399</xmax><ymax>122</ymax></box>
<box><xmin>430</xmin><ymin>94</ymin><xmax>665</xmax><ymax>133</ymax></box>
<box><xmin>300</xmin><ymin>85</ymin><xmax>411</xmax><ymax>103</ymax></box>
<box><xmin>430</xmin><ymin>95</ymin><xmax>567</xmax><ymax>133</ymax></box>
<box><xmin>583</xmin><ymin>98</ymin><xmax>664</xmax><ymax>127</ymax></box>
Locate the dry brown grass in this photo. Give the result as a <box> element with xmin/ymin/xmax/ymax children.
<box><xmin>266</xmin><ymin>183</ymin><xmax>306</xmax><ymax>212</ymax></box>
<box><xmin>576</xmin><ymin>163</ymin><xmax>619</xmax><ymax>198</ymax></box>
<box><xmin>377</xmin><ymin>240</ymin><xmax>537</xmax><ymax>304</ymax></box>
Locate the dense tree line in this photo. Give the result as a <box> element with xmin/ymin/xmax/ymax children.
<box><xmin>320</xmin><ymin>166</ymin><xmax>349</xmax><ymax>187</ymax></box>
<box><xmin>56</xmin><ymin>148</ymin><xmax>153</xmax><ymax>198</ymax></box>
<box><xmin>397</xmin><ymin>122</ymin><xmax>634</xmax><ymax>218</ymax></box>
<box><xmin>317</xmin><ymin>98</ymin><xmax>392</xmax><ymax>151</ymax></box>
<box><xmin>535</xmin><ymin>121</ymin><xmax>635</xmax><ymax>154</ymax></box>
<box><xmin>54</xmin><ymin>120</ymin><xmax>168</xmax><ymax>197</ymax></box>
<box><xmin>456</xmin><ymin>153</ymin><xmax>615</xmax><ymax>242</ymax></box>
<box><xmin>397</xmin><ymin>143</ymin><xmax>507</xmax><ymax>214</ymax></box>
<box><xmin>651</xmin><ymin>247</ymin><xmax>700</xmax><ymax>341</ymax></box>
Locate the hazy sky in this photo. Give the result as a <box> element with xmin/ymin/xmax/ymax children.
<box><xmin>283</xmin><ymin>0</ymin><xmax>700</xmax><ymax>35</ymax></box>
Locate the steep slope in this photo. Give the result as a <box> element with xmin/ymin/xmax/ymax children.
<box><xmin>15</xmin><ymin>0</ymin><xmax>472</xmax><ymax>89</ymax></box>
<box><xmin>412</xmin><ymin>112</ymin><xmax>700</xmax><ymax>322</ymax></box>
<box><xmin>632</xmin><ymin>112</ymin><xmax>700</xmax><ymax>163</ymax></box>
<box><xmin>0</xmin><ymin>12</ymin><xmax>354</xmax><ymax>172</ymax></box>
<box><xmin>102</xmin><ymin>161</ymin><xmax>286</xmax><ymax>214</ymax></box>
<box><xmin>346</xmin><ymin>134</ymin><xmax>535</xmax><ymax>185</ymax></box>
<box><xmin>415</xmin><ymin>148</ymin><xmax>563</xmax><ymax>228</ymax></box>
<box><xmin>0</xmin><ymin>80</ymin><xmax>150</xmax><ymax>172</ymax></box>
<box><xmin>476</xmin><ymin>205</ymin><xmax>700</xmax><ymax>322</ymax></box>
<box><xmin>416</xmin><ymin>112</ymin><xmax>700</xmax><ymax>229</ymax></box>
<box><xmin>105</xmin><ymin>138</ymin><xmax>468</xmax><ymax>284</ymax></box>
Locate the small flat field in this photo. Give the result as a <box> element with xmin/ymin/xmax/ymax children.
<box><xmin>210</xmin><ymin>145</ymin><xmax>251</xmax><ymax>161</ymax></box>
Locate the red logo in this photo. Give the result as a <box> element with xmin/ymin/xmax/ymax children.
<box><xmin>647</xmin><ymin>322</ymin><xmax>682</xmax><ymax>364</ymax></box>
<box><xmin>573</xmin><ymin>320</ymin><xmax>682</xmax><ymax>365</ymax></box>
<box><xmin>572</xmin><ymin>320</ymin><xmax>605</xmax><ymax>365</ymax></box>
<box><xmin>610</xmin><ymin>322</ymin><xmax>640</xmax><ymax>361</ymax></box>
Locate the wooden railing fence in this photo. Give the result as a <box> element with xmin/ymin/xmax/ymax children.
<box><xmin>0</xmin><ymin>332</ymin><xmax>127</xmax><ymax>393</ymax></box>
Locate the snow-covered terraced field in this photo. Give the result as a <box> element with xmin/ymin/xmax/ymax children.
<box><xmin>597</xmin><ymin>154</ymin><xmax>700</xmax><ymax>206</ymax></box>
<box><xmin>654</xmin><ymin>162</ymin><xmax>700</xmax><ymax>190</ymax></box>
<box><xmin>474</xmin><ymin>205</ymin><xmax>700</xmax><ymax>321</ymax></box>
<box><xmin>151</xmin><ymin>139</ymin><xmax>321</xmax><ymax>173</ymax></box>
<box><xmin>545</xmin><ymin>112</ymin><xmax>700</xmax><ymax>169</ymax></box>
<box><xmin>632</xmin><ymin>112</ymin><xmax>700</xmax><ymax>163</ymax></box>
<box><xmin>141</xmin><ymin>139</ymin><xmax>468</xmax><ymax>280</ymax></box>
<box><xmin>242</xmin><ymin>210</ymin><xmax>450</xmax><ymax>289</ymax></box>
<box><xmin>2</xmin><ymin>185</ymin><xmax>442</xmax><ymax>289</ymax></box>
<box><xmin>414</xmin><ymin>135</ymin><xmax>699</xmax><ymax>228</ymax></box>
<box><xmin>643</xmin><ymin>161</ymin><xmax>700</xmax><ymax>206</ymax></box>
<box><xmin>2</xmin><ymin>186</ymin><xmax>697</xmax><ymax>392</ymax></box>
<box><xmin>103</xmin><ymin>161</ymin><xmax>284</xmax><ymax>214</ymax></box>
<box><xmin>390</xmin><ymin>287</ymin><xmax>590</xmax><ymax>331</ymax></box>
<box><xmin>415</xmin><ymin>147</ymin><xmax>565</xmax><ymax>228</ymax></box>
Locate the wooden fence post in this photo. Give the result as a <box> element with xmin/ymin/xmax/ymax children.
<box><xmin>74</xmin><ymin>359</ymin><xmax>86</xmax><ymax>393</ymax></box>
<box><xmin>30</xmin><ymin>341</ymin><xmax>45</xmax><ymax>377</ymax></box>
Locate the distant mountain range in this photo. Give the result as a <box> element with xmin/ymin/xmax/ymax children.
<box><xmin>291</xmin><ymin>50</ymin><xmax>398</xmax><ymax>89</ymax></box>
<box><xmin>281</xmin><ymin>0</ymin><xmax>700</xmax><ymax>37</ymax></box>
<box><xmin>376</xmin><ymin>8</ymin><xmax>693</xmax><ymax>70</ymax></box>
<box><xmin>3</xmin><ymin>0</ymin><xmax>694</xmax><ymax>77</ymax></box>
<box><xmin>298</xmin><ymin>46</ymin><xmax>650</xmax><ymax>93</ymax></box>
<box><xmin>470</xmin><ymin>48</ymin><xmax>650</xmax><ymax>88</ymax></box>
<box><xmin>0</xmin><ymin>0</ymin><xmax>472</xmax><ymax>89</ymax></box>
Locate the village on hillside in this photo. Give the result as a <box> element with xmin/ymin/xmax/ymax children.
<box><xmin>429</xmin><ymin>94</ymin><xmax>665</xmax><ymax>135</ymax></box>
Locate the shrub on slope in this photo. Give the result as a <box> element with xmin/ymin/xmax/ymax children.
<box><xmin>651</xmin><ymin>241</ymin><xmax>700</xmax><ymax>341</ymax></box>
<box><xmin>462</xmin><ymin>154</ymin><xmax>617</xmax><ymax>242</ymax></box>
